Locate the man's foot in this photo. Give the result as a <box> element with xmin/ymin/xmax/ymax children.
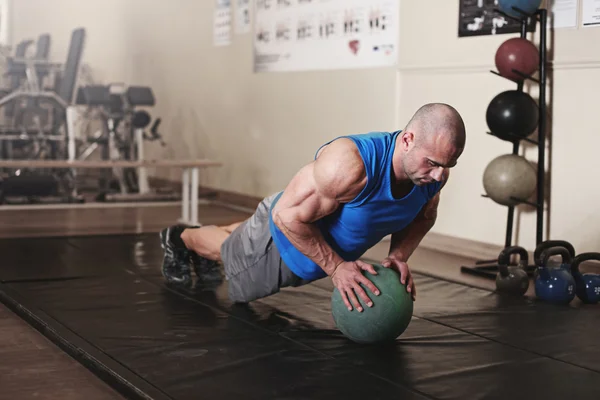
<box><xmin>191</xmin><ymin>252</ymin><xmax>223</xmax><ymax>283</ymax></box>
<box><xmin>159</xmin><ymin>224</ymin><xmax>197</xmax><ymax>285</ymax></box>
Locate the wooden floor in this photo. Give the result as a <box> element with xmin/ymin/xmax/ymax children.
<box><xmin>0</xmin><ymin>200</ymin><xmax>489</xmax><ymax>399</ymax></box>
<box><xmin>0</xmin><ymin>305</ymin><xmax>124</xmax><ymax>400</ymax></box>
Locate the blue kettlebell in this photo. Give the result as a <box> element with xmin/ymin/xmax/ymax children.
<box><xmin>535</xmin><ymin>247</ymin><xmax>576</xmax><ymax>305</ymax></box>
<box><xmin>570</xmin><ymin>252</ymin><xmax>600</xmax><ymax>304</ymax></box>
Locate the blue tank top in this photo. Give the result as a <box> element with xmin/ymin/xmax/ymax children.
<box><xmin>268</xmin><ymin>131</ymin><xmax>443</xmax><ymax>280</ymax></box>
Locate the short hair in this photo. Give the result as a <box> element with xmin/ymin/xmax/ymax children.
<box><xmin>404</xmin><ymin>103</ymin><xmax>466</xmax><ymax>149</ymax></box>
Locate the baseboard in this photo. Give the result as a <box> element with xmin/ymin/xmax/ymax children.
<box><xmin>417</xmin><ymin>232</ymin><xmax>504</xmax><ymax>261</ymax></box>
<box><xmin>149</xmin><ymin>177</ymin><xmax>504</xmax><ymax>260</ymax></box>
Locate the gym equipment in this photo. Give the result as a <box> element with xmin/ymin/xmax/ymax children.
<box><xmin>495</xmin><ymin>37</ymin><xmax>539</xmax><ymax>82</ymax></box>
<box><xmin>486</xmin><ymin>90</ymin><xmax>539</xmax><ymax>141</ymax></box>
<box><xmin>571</xmin><ymin>253</ymin><xmax>600</xmax><ymax>304</ymax></box>
<box><xmin>498</xmin><ymin>0</ymin><xmax>542</xmax><ymax>18</ymax></box>
<box><xmin>535</xmin><ymin>247</ymin><xmax>576</xmax><ymax>305</ymax></box>
<box><xmin>463</xmin><ymin>8</ymin><xmax>548</xmax><ymax>281</ymax></box>
<box><xmin>533</xmin><ymin>239</ymin><xmax>576</xmax><ymax>267</ymax></box>
<box><xmin>0</xmin><ymin>28</ymin><xmax>84</xmax><ymax>113</ymax></box>
<box><xmin>73</xmin><ymin>84</ymin><xmax>175</xmax><ymax>202</ymax></box>
<box><xmin>482</xmin><ymin>153</ymin><xmax>537</xmax><ymax>206</ymax></box>
<box><xmin>0</xmin><ymin>28</ymin><xmax>86</xmax><ymax>204</ymax></box>
<box><xmin>495</xmin><ymin>246</ymin><xmax>529</xmax><ymax>295</ymax></box>
<box><xmin>331</xmin><ymin>263</ymin><xmax>413</xmax><ymax>344</ymax></box>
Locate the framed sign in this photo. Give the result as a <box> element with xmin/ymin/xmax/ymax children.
<box><xmin>458</xmin><ymin>0</ymin><xmax>536</xmax><ymax>37</ymax></box>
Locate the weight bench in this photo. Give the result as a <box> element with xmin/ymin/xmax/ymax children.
<box><xmin>0</xmin><ymin>159</ymin><xmax>222</xmax><ymax>226</ymax></box>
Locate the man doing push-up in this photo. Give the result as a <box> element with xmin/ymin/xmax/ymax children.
<box><xmin>159</xmin><ymin>103</ymin><xmax>466</xmax><ymax>312</ymax></box>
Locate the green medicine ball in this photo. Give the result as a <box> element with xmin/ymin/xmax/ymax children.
<box><xmin>331</xmin><ymin>263</ymin><xmax>413</xmax><ymax>344</ymax></box>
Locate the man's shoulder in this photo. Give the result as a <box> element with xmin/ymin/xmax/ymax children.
<box><xmin>347</xmin><ymin>130</ymin><xmax>401</xmax><ymax>140</ymax></box>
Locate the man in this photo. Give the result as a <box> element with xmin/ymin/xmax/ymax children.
<box><xmin>160</xmin><ymin>103</ymin><xmax>466</xmax><ymax>312</ymax></box>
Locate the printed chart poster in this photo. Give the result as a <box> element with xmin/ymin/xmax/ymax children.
<box><xmin>253</xmin><ymin>0</ymin><xmax>399</xmax><ymax>72</ymax></box>
<box><xmin>458</xmin><ymin>0</ymin><xmax>536</xmax><ymax>37</ymax></box>
<box><xmin>549</xmin><ymin>0</ymin><xmax>578</xmax><ymax>29</ymax></box>
<box><xmin>214</xmin><ymin>0</ymin><xmax>232</xmax><ymax>46</ymax></box>
<box><xmin>582</xmin><ymin>0</ymin><xmax>600</xmax><ymax>27</ymax></box>
<box><xmin>236</xmin><ymin>0</ymin><xmax>252</xmax><ymax>34</ymax></box>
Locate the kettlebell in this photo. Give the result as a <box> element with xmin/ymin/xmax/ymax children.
<box><xmin>534</xmin><ymin>240</ymin><xmax>576</xmax><ymax>267</ymax></box>
<box><xmin>570</xmin><ymin>252</ymin><xmax>600</xmax><ymax>304</ymax></box>
<box><xmin>533</xmin><ymin>240</ymin><xmax>576</xmax><ymax>279</ymax></box>
<box><xmin>495</xmin><ymin>245</ymin><xmax>529</xmax><ymax>295</ymax></box>
<box><xmin>535</xmin><ymin>247</ymin><xmax>576</xmax><ymax>305</ymax></box>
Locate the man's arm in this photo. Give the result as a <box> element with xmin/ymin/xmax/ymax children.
<box><xmin>272</xmin><ymin>138</ymin><xmax>380</xmax><ymax>312</ymax></box>
<box><xmin>388</xmin><ymin>190</ymin><xmax>440</xmax><ymax>262</ymax></box>
<box><xmin>382</xmin><ymin>169</ymin><xmax>450</xmax><ymax>300</ymax></box>
<box><xmin>388</xmin><ymin>169</ymin><xmax>449</xmax><ymax>261</ymax></box>
<box><xmin>271</xmin><ymin>138</ymin><xmax>365</xmax><ymax>275</ymax></box>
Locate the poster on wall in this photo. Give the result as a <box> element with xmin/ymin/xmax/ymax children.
<box><xmin>549</xmin><ymin>0</ymin><xmax>578</xmax><ymax>29</ymax></box>
<box><xmin>214</xmin><ymin>0</ymin><xmax>232</xmax><ymax>46</ymax></box>
<box><xmin>458</xmin><ymin>0</ymin><xmax>536</xmax><ymax>37</ymax></box>
<box><xmin>253</xmin><ymin>0</ymin><xmax>399</xmax><ymax>73</ymax></box>
<box><xmin>236</xmin><ymin>0</ymin><xmax>252</xmax><ymax>34</ymax></box>
<box><xmin>582</xmin><ymin>0</ymin><xmax>600</xmax><ymax>27</ymax></box>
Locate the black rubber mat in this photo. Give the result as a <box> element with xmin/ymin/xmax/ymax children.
<box><xmin>1</xmin><ymin>233</ymin><xmax>599</xmax><ymax>400</ymax></box>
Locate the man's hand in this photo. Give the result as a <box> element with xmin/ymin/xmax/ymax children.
<box><xmin>331</xmin><ymin>261</ymin><xmax>381</xmax><ymax>312</ymax></box>
<box><xmin>381</xmin><ymin>256</ymin><xmax>416</xmax><ymax>301</ymax></box>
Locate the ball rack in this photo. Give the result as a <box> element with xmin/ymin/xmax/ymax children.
<box><xmin>461</xmin><ymin>6</ymin><xmax>548</xmax><ymax>280</ymax></box>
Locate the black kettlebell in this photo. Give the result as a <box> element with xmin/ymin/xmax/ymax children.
<box><xmin>533</xmin><ymin>240</ymin><xmax>576</xmax><ymax>278</ymax></box>
<box><xmin>535</xmin><ymin>247</ymin><xmax>576</xmax><ymax>305</ymax></box>
<box><xmin>495</xmin><ymin>245</ymin><xmax>529</xmax><ymax>295</ymax></box>
<box><xmin>570</xmin><ymin>252</ymin><xmax>600</xmax><ymax>304</ymax></box>
<box><xmin>534</xmin><ymin>240</ymin><xmax>576</xmax><ymax>267</ymax></box>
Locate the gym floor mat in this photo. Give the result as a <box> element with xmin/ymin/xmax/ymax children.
<box><xmin>1</xmin><ymin>233</ymin><xmax>599</xmax><ymax>400</ymax></box>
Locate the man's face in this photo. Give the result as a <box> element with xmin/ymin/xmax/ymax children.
<box><xmin>402</xmin><ymin>132</ymin><xmax>463</xmax><ymax>186</ymax></box>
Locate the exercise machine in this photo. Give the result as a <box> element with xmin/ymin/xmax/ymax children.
<box><xmin>72</xmin><ymin>83</ymin><xmax>179</xmax><ymax>202</ymax></box>
<box><xmin>0</xmin><ymin>28</ymin><xmax>86</xmax><ymax>204</ymax></box>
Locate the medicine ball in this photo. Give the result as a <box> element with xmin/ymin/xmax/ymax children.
<box><xmin>486</xmin><ymin>90</ymin><xmax>539</xmax><ymax>141</ymax></box>
<box><xmin>483</xmin><ymin>154</ymin><xmax>537</xmax><ymax>207</ymax></box>
<box><xmin>331</xmin><ymin>264</ymin><xmax>413</xmax><ymax>344</ymax></box>
<box><xmin>498</xmin><ymin>0</ymin><xmax>542</xmax><ymax>18</ymax></box>
<box><xmin>495</xmin><ymin>38</ymin><xmax>539</xmax><ymax>82</ymax></box>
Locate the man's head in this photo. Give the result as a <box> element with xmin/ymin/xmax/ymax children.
<box><xmin>397</xmin><ymin>103</ymin><xmax>466</xmax><ymax>186</ymax></box>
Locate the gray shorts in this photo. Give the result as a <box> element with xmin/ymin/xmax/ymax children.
<box><xmin>220</xmin><ymin>192</ymin><xmax>311</xmax><ymax>303</ymax></box>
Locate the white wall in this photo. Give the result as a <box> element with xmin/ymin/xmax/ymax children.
<box><xmin>397</xmin><ymin>1</ymin><xmax>600</xmax><ymax>253</ymax></box>
<box><xmin>9</xmin><ymin>0</ymin><xmax>600</xmax><ymax>254</ymax></box>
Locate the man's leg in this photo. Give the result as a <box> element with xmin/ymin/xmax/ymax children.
<box><xmin>180</xmin><ymin>224</ymin><xmax>238</xmax><ymax>261</ymax></box>
<box><xmin>218</xmin><ymin>193</ymin><xmax>313</xmax><ymax>303</ymax></box>
<box><xmin>159</xmin><ymin>192</ymin><xmax>309</xmax><ymax>302</ymax></box>
<box><xmin>159</xmin><ymin>221</ymin><xmax>245</xmax><ymax>285</ymax></box>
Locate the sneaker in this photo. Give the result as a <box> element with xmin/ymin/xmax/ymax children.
<box><xmin>159</xmin><ymin>224</ymin><xmax>197</xmax><ymax>285</ymax></box>
<box><xmin>191</xmin><ymin>252</ymin><xmax>223</xmax><ymax>283</ymax></box>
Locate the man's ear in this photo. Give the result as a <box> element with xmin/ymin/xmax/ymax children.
<box><xmin>400</xmin><ymin>131</ymin><xmax>415</xmax><ymax>149</ymax></box>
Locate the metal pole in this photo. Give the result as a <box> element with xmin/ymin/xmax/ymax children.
<box><xmin>191</xmin><ymin>167</ymin><xmax>199</xmax><ymax>225</ymax></box>
<box><xmin>135</xmin><ymin>128</ymin><xmax>150</xmax><ymax>194</ymax></box>
<box><xmin>181</xmin><ymin>169</ymin><xmax>190</xmax><ymax>223</ymax></box>
<box><xmin>536</xmin><ymin>9</ymin><xmax>547</xmax><ymax>245</ymax></box>
<box><xmin>505</xmin><ymin>16</ymin><xmax>529</xmax><ymax>249</ymax></box>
